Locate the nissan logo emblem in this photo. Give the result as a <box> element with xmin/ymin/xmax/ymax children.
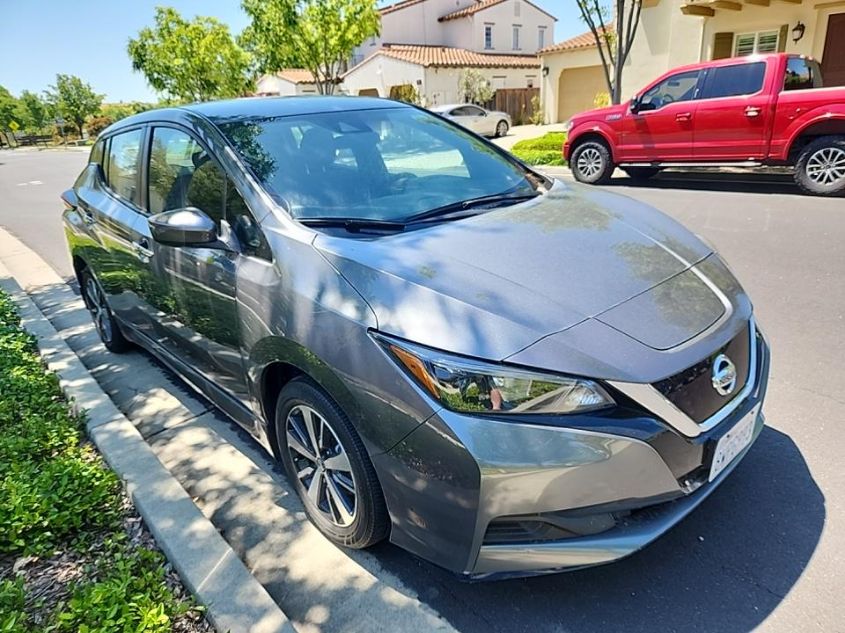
<box><xmin>711</xmin><ymin>354</ymin><xmax>737</xmax><ymax>396</ymax></box>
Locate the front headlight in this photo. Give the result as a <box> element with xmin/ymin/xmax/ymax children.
<box><xmin>563</xmin><ymin>119</ymin><xmax>574</xmax><ymax>133</ymax></box>
<box><xmin>374</xmin><ymin>334</ymin><xmax>614</xmax><ymax>415</ymax></box>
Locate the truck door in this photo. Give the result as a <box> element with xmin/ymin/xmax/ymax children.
<box><xmin>693</xmin><ymin>60</ymin><xmax>770</xmax><ymax>161</ymax></box>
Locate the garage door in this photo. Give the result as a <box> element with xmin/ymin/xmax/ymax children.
<box><xmin>557</xmin><ymin>66</ymin><xmax>607</xmax><ymax>122</ymax></box>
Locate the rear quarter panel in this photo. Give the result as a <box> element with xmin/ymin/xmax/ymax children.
<box><xmin>770</xmin><ymin>88</ymin><xmax>845</xmax><ymax>160</ymax></box>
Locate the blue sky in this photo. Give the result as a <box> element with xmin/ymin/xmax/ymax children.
<box><xmin>1</xmin><ymin>0</ymin><xmax>586</xmax><ymax>102</ymax></box>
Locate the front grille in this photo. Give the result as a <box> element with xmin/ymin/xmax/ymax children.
<box><xmin>653</xmin><ymin>323</ymin><xmax>751</xmax><ymax>424</ymax></box>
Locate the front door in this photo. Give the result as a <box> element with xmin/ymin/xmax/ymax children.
<box><xmin>821</xmin><ymin>13</ymin><xmax>845</xmax><ymax>87</ymax></box>
<box><xmin>693</xmin><ymin>60</ymin><xmax>771</xmax><ymax>161</ymax></box>
<box><xmin>144</xmin><ymin>125</ymin><xmax>249</xmax><ymax>403</ymax></box>
<box><xmin>450</xmin><ymin>105</ymin><xmax>489</xmax><ymax>135</ymax></box>
<box><xmin>620</xmin><ymin>69</ymin><xmax>702</xmax><ymax>162</ymax></box>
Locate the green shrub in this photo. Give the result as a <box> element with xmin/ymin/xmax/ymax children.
<box><xmin>511</xmin><ymin>131</ymin><xmax>567</xmax><ymax>152</ymax></box>
<box><xmin>0</xmin><ymin>292</ymin><xmax>199</xmax><ymax>631</ymax></box>
<box><xmin>511</xmin><ymin>148</ymin><xmax>565</xmax><ymax>166</ymax></box>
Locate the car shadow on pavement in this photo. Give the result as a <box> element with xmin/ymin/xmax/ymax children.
<box><xmin>609</xmin><ymin>171</ymin><xmax>803</xmax><ymax>197</ymax></box>
<box><xmin>372</xmin><ymin>426</ymin><xmax>824</xmax><ymax>633</ymax></box>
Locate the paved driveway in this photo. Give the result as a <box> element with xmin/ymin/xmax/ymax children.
<box><xmin>1</xmin><ymin>148</ymin><xmax>843</xmax><ymax>632</ymax></box>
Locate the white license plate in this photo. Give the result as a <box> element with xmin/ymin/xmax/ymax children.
<box><xmin>708</xmin><ymin>406</ymin><xmax>758</xmax><ymax>482</ymax></box>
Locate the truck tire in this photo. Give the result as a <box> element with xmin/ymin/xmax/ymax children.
<box><xmin>795</xmin><ymin>136</ymin><xmax>845</xmax><ymax>197</ymax></box>
<box><xmin>571</xmin><ymin>140</ymin><xmax>614</xmax><ymax>185</ymax></box>
<box><xmin>622</xmin><ymin>167</ymin><xmax>661</xmax><ymax>181</ymax></box>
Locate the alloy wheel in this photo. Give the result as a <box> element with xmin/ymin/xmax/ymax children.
<box><xmin>286</xmin><ymin>404</ymin><xmax>357</xmax><ymax>527</ymax></box>
<box><xmin>806</xmin><ymin>147</ymin><xmax>845</xmax><ymax>186</ymax></box>
<box><xmin>497</xmin><ymin>121</ymin><xmax>508</xmax><ymax>137</ymax></box>
<box><xmin>576</xmin><ymin>147</ymin><xmax>603</xmax><ymax>178</ymax></box>
<box><xmin>85</xmin><ymin>276</ymin><xmax>113</xmax><ymax>344</ymax></box>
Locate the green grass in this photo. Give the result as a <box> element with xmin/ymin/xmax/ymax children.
<box><xmin>511</xmin><ymin>132</ymin><xmax>567</xmax><ymax>166</ymax></box>
<box><xmin>0</xmin><ymin>291</ymin><xmax>199</xmax><ymax>632</ymax></box>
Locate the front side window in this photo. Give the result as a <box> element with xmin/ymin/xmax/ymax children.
<box><xmin>217</xmin><ymin>107</ymin><xmax>535</xmax><ymax>222</ymax></box>
<box><xmin>640</xmin><ymin>70</ymin><xmax>701</xmax><ymax>110</ymax></box>
<box><xmin>105</xmin><ymin>129</ymin><xmax>144</xmax><ymax>206</ymax></box>
<box><xmin>735</xmin><ymin>30</ymin><xmax>779</xmax><ymax>56</ymax></box>
<box><xmin>484</xmin><ymin>24</ymin><xmax>493</xmax><ymax>49</ymax></box>
<box><xmin>148</xmin><ymin>127</ymin><xmax>270</xmax><ymax>258</ymax></box>
<box><xmin>784</xmin><ymin>57</ymin><xmax>824</xmax><ymax>91</ymax></box>
<box><xmin>701</xmin><ymin>62</ymin><xmax>765</xmax><ymax>99</ymax></box>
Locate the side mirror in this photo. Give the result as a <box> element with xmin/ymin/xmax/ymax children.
<box><xmin>630</xmin><ymin>96</ymin><xmax>641</xmax><ymax>114</ymax></box>
<box><xmin>148</xmin><ymin>207</ymin><xmax>217</xmax><ymax>247</ymax></box>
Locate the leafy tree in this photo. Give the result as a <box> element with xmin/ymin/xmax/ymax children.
<box><xmin>45</xmin><ymin>74</ymin><xmax>103</xmax><ymax>137</ymax></box>
<box><xmin>389</xmin><ymin>84</ymin><xmax>420</xmax><ymax>105</ymax></box>
<box><xmin>242</xmin><ymin>0</ymin><xmax>380</xmax><ymax>95</ymax></box>
<box><xmin>240</xmin><ymin>0</ymin><xmax>301</xmax><ymax>75</ymax></box>
<box><xmin>100</xmin><ymin>101</ymin><xmax>154</xmax><ymax>122</ymax></box>
<box><xmin>15</xmin><ymin>91</ymin><xmax>51</xmax><ymax>133</ymax></box>
<box><xmin>0</xmin><ymin>86</ymin><xmax>21</xmax><ymax>145</ymax></box>
<box><xmin>458</xmin><ymin>69</ymin><xmax>494</xmax><ymax>105</ymax></box>
<box><xmin>128</xmin><ymin>7</ymin><xmax>252</xmax><ymax>102</ymax></box>
<box><xmin>576</xmin><ymin>0</ymin><xmax>643</xmax><ymax>104</ymax></box>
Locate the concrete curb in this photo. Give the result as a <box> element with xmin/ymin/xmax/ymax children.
<box><xmin>0</xmin><ymin>260</ymin><xmax>296</xmax><ymax>633</ymax></box>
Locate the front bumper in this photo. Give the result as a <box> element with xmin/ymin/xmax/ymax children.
<box><xmin>373</xmin><ymin>329</ymin><xmax>770</xmax><ymax>578</ymax></box>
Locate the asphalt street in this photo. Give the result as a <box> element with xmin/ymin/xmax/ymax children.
<box><xmin>1</xmin><ymin>147</ymin><xmax>843</xmax><ymax>632</ymax></box>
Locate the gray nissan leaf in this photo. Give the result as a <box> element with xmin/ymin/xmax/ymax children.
<box><xmin>62</xmin><ymin>96</ymin><xmax>770</xmax><ymax>579</ymax></box>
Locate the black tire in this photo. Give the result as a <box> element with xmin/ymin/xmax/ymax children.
<box><xmin>570</xmin><ymin>140</ymin><xmax>614</xmax><ymax>185</ymax></box>
<box><xmin>794</xmin><ymin>135</ymin><xmax>845</xmax><ymax>197</ymax></box>
<box><xmin>495</xmin><ymin>120</ymin><xmax>509</xmax><ymax>138</ymax></box>
<box><xmin>274</xmin><ymin>378</ymin><xmax>389</xmax><ymax>548</ymax></box>
<box><xmin>81</xmin><ymin>269</ymin><xmax>131</xmax><ymax>353</ymax></box>
<box><xmin>622</xmin><ymin>167</ymin><xmax>661</xmax><ymax>181</ymax></box>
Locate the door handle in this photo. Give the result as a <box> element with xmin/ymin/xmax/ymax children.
<box><xmin>675</xmin><ymin>112</ymin><xmax>692</xmax><ymax>122</ymax></box>
<box><xmin>745</xmin><ymin>106</ymin><xmax>762</xmax><ymax>118</ymax></box>
<box><xmin>132</xmin><ymin>239</ymin><xmax>154</xmax><ymax>261</ymax></box>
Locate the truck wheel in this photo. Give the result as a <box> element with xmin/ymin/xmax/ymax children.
<box><xmin>622</xmin><ymin>167</ymin><xmax>661</xmax><ymax>181</ymax></box>
<box><xmin>571</xmin><ymin>140</ymin><xmax>614</xmax><ymax>185</ymax></box>
<box><xmin>795</xmin><ymin>136</ymin><xmax>845</xmax><ymax>197</ymax></box>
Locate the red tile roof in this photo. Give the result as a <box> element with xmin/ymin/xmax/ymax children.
<box><xmin>273</xmin><ymin>69</ymin><xmax>316</xmax><ymax>84</ymax></box>
<box><xmin>538</xmin><ymin>27</ymin><xmax>612</xmax><ymax>55</ymax></box>
<box><xmin>379</xmin><ymin>0</ymin><xmax>427</xmax><ymax>16</ymax></box>
<box><xmin>439</xmin><ymin>0</ymin><xmax>556</xmax><ymax>22</ymax></box>
<box><xmin>375</xmin><ymin>44</ymin><xmax>539</xmax><ymax>68</ymax></box>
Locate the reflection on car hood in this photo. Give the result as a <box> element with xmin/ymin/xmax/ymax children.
<box><xmin>314</xmin><ymin>180</ymin><xmax>714</xmax><ymax>361</ymax></box>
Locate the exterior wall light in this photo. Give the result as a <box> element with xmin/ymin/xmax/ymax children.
<box><xmin>792</xmin><ymin>21</ymin><xmax>805</xmax><ymax>43</ymax></box>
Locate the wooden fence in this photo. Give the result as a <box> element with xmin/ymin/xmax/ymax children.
<box><xmin>483</xmin><ymin>88</ymin><xmax>540</xmax><ymax>125</ymax></box>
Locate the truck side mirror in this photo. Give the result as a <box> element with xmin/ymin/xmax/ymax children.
<box><xmin>630</xmin><ymin>96</ymin><xmax>641</xmax><ymax>114</ymax></box>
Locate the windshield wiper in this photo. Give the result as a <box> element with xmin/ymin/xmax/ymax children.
<box><xmin>404</xmin><ymin>191</ymin><xmax>541</xmax><ymax>225</ymax></box>
<box><xmin>299</xmin><ymin>217</ymin><xmax>406</xmax><ymax>233</ymax></box>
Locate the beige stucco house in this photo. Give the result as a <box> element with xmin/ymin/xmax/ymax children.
<box><xmin>540</xmin><ymin>0</ymin><xmax>845</xmax><ymax>124</ymax></box>
<box><xmin>255</xmin><ymin>69</ymin><xmax>319</xmax><ymax>96</ymax></box>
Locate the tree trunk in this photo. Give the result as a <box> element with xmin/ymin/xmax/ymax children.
<box><xmin>76</xmin><ymin>121</ymin><xmax>84</xmax><ymax>139</ymax></box>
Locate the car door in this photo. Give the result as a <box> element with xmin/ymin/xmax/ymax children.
<box><xmin>620</xmin><ymin>69</ymin><xmax>703</xmax><ymax>162</ymax></box>
<box><xmin>85</xmin><ymin>127</ymin><xmax>156</xmax><ymax>330</ymax></box>
<box><xmin>692</xmin><ymin>61</ymin><xmax>770</xmax><ymax>161</ymax></box>
<box><xmin>142</xmin><ymin>125</ymin><xmax>251</xmax><ymax>403</ymax></box>
<box><xmin>464</xmin><ymin>105</ymin><xmax>492</xmax><ymax>135</ymax></box>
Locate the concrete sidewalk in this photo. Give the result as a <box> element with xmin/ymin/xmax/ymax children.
<box><xmin>0</xmin><ymin>227</ymin><xmax>456</xmax><ymax>633</ymax></box>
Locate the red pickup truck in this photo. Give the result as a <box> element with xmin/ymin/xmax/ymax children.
<box><xmin>564</xmin><ymin>53</ymin><xmax>845</xmax><ymax>196</ymax></box>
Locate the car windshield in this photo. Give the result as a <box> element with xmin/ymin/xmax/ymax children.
<box><xmin>216</xmin><ymin>106</ymin><xmax>535</xmax><ymax>223</ymax></box>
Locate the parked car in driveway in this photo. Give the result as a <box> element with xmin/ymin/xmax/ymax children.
<box><xmin>430</xmin><ymin>103</ymin><xmax>511</xmax><ymax>137</ymax></box>
<box><xmin>63</xmin><ymin>96</ymin><xmax>770</xmax><ymax>578</ymax></box>
<box><xmin>565</xmin><ymin>53</ymin><xmax>845</xmax><ymax>196</ymax></box>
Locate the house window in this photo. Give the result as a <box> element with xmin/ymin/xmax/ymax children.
<box><xmin>734</xmin><ymin>30</ymin><xmax>779</xmax><ymax>56</ymax></box>
<box><xmin>512</xmin><ymin>25</ymin><xmax>520</xmax><ymax>50</ymax></box>
<box><xmin>538</xmin><ymin>26</ymin><xmax>546</xmax><ymax>49</ymax></box>
<box><xmin>484</xmin><ymin>24</ymin><xmax>493</xmax><ymax>49</ymax></box>
<box><xmin>514</xmin><ymin>1</ymin><xmax>520</xmax><ymax>17</ymax></box>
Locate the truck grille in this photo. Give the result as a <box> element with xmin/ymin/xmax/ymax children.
<box><xmin>653</xmin><ymin>323</ymin><xmax>751</xmax><ymax>424</ymax></box>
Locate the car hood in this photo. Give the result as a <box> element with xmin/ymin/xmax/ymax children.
<box><xmin>572</xmin><ymin>104</ymin><xmax>627</xmax><ymax>124</ymax></box>
<box><xmin>314</xmin><ymin>180</ymin><xmax>715</xmax><ymax>361</ymax></box>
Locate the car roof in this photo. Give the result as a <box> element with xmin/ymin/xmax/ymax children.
<box><xmin>105</xmin><ymin>96</ymin><xmax>410</xmax><ymax>134</ymax></box>
<box><xmin>661</xmin><ymin>52</ymin><xmax>794</xmax><ymax>76</ymax></box>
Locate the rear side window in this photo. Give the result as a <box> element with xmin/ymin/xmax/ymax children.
<box><xmin>701</xmin><ymin>62</ymin><xmax>765</xmax><ymax>99</ymax></box>
<box><xmin>105</xmin><ymin>129</ymin><xmax>143</xmax><ymax>206</ymax></box>
<box><xmin>784</xmin><ymin>57</ymin><xmax>824</xmax><ymax>91</ymax></box>
<box><xmin>89</xmin><ymin>138</ymin><xmax>105</xmax><ymax>165</ymax></box>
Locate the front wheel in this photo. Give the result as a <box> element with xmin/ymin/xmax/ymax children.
<box><xmin>795</xmin><ymin>136</ymin><xmax>845</xmax><ymax>197</ymax></box>
<box><xmin>570</xmin><ymin>140</ymin><xmax>614</xmax><ymax>185</ymax></box>
<box><xmin>275</xmin><ymin>378</ymin><xmax>389</xmax><ymax>548</ymax></box>
<box><xmin>495</xmin><ymin>120</ymin><xmax>509</xmax><ymax>137</ymax></box>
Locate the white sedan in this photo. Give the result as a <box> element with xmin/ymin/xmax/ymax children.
<box><xmin>430</xmin><ymin>104</ymin><xmax>511</xmax><ymax>138</ymax></box>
